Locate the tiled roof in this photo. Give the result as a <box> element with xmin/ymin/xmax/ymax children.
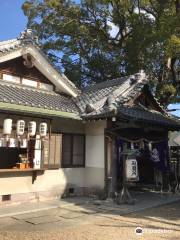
<box><xmin>76</xmin><ymin>71</ymin><xmax>180</xmax><ymax>129</ymax></box>
<box><xmin>0</xmin><ymin>32</ymin><xmax>179</xmax><ymax>128</ymax></box>
<box><xmin>0</xmin><ymin>32</ymin><xmax>78</xmax><ymax>94</ymax></box>
<box><xmin>119</xmin><ymin>105</ymin><xmax>180</xmax><ymax>128</ymax></box>
<box><xmin>0</xmin><ymin>72</ymin><xmax>179</xmax><ymax>128</ymax></box>
<box><xmin>0</xmin><ymin>81</ymin><xmax>78</xmax><ymax>114</ymax></box>
<box><xmin>82</xmin><ymin>104</ymin><xmax>180</xmax><ymax>129</ymax></box>
<box><xmin>0</xmin><ymin>39</ymin><xmax>22</xmax><ymax>53</ymax></box>
<box><xmin>76</xmin><ymin>71</ymin><xmax>148</xmax><ymax>114</ymax></box>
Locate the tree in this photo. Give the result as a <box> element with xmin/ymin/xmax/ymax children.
<box><xmin>22</xmin><ymin>0</ymin><xmax>180</xmax><ymax>106</ymax></box>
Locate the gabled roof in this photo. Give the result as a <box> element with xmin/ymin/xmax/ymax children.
<box><xmin>75</xmin><ymin>71</ymin><xmax>180</xmax><ymax>130</ymax></box>
<box><xmin>0</xmin><ymin>29</ymin><xmax>78</xmax><ymax>97</ymax></box>
<box><xmin>76</xmin><ymin>71</ymin><xmax>148</xmax><ymax>115</ymax></box>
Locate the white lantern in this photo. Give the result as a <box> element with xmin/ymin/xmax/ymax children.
<box><xmin>39</xmin><ymin>122</ymin><xmax>47</xmax><ymax>137</ymax></box>
<box><xmin>0</xmin><ymin>138</ymin><xmax>5</xmax><ymax>147</ymax></box>
<box><xmin>9</xmin><ymin>138</ymin><xmax>17</xmax><ymax>148</ymax></box>
<box><xmin>28</xmin><ymin>121</ymin><xmax>36</xmax><ymax>136</ymax></box>
<box><xmin>3</xmin><ymin>119</ymin><xmax>12</xmax><ymax>135</ymax></box>
<box><xmin>126</xmin><ymin>159</ymin><xmax>139</xmax><ymax>181</ymax></box>
<box><xmin>20</xmin><ymin>139</ymin><xmax>27</xmax><ymax>148</ymax></box>
<box><xmin>16</xmin><ymin>120</ymin><xmax>25</xmax><ymax>136</ymax></box>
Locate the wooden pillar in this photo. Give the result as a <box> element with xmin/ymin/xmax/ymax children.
<box><xmin>105</xmin><ymin>136</ymin><xmax>111</xmax><ymax>198</ymax></box>
<box><xmin>109</xmin><ymin>138</ymin><xmax>117</xmax><ymax>197</ymax></box>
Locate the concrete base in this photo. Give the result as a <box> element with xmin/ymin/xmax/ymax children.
<box><xmin>0</xmin><ymin>186</ymin><xmax>104</xmax><ymax>207</ymax></box>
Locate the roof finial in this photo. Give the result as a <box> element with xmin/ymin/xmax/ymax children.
<box><xmin>106</xmin><ymin>96</ymin><xmax>117</xmax><ymax>113</ymax></box>
<box><xmin>85</xmin><ymin>103</ymin><xmax>95</xmax><ymax>114</ymax></box>
<box><xmin>139</xmin><ymin>69</ymin><xmax>145</xmax><ymax>74</ymax></box>
<box><xmin>18</xmin><ymin>29</ymin><xmax>39</xmax><ymax>45</ymax></box>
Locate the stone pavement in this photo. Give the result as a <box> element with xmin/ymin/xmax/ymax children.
<box><xmin>0</xmin><ymin>190</ymin><xmax>179</xmax><ymax>232</ymax></box>
<box><xmin>0</xmin><ymin>200</ymin><xmax>60</xmax><ymax>218</ymax></box>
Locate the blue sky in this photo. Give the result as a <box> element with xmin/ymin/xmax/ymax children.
<box><xmin>0</xmin><ymin>0</ymin><xmax>179</xmax><ymax>117</ymax></box>
<box><xmin>0</xmin><ymin>0</ymin><xmax>27</xmax><ymax>41</ymax></box>
<box><xmin>168</xmin><ymin>104</ymin><xmax>180</xmax><ymax>117</ymax></box>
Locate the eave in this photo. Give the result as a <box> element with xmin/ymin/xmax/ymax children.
<box><xmin>81</xmin><ymin>107</ymin><xmax>180</xmax><ymax>131</ymax></box>
<box><xmin>0</xmin><ymin>102</ymin><xmax>81</xmax><ymax>120</ymax></box>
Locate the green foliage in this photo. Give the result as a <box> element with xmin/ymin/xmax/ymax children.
<box><xmin>157</xmin><ymin>83</ymin><xmax>177</xmax><ymax>106</ymax></box>
<box><xmin>166</xmin><ymin>35</ymin><xmax>180</xmax><ymax>57</ymax></box>
<box><xmin>22</xmin><ymin>0</ymin><xmax>180</xmax><ymax>105</ymax></box>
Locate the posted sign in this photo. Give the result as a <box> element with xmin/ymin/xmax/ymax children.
<box><xmin>125</xmin><ymin>159</ymin><xmax>139</xmax><ymax>181</ymax></box>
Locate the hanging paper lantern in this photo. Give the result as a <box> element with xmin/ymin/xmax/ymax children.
<box><xmin>9</xmin><ymin>138</ymin><xmax>17</xmax><ymax>148</ymax></box>
<box><xmin>126</xmin><ymin>159</ymin><xmax>139</xmax><ymax>181</ymax></box>
<box><xmin>20</xmin><ymin>139</ymin><xmax>27</xmax><ymax>148</ymax></box>
<box><xmin>28</xmin><ymin>121</ymin><xmax>36</xmax><ymax>136</ymax></box>
<box><xmin>16</xmin><ymin>120</ymin><xmax>25</xmax><ymax>136</ymax></box>
<box><xmin>3</xmin><ymin>119</ymin><xmax>12</xmax><ymax>135</ymax></box>
<box><xmin>39</xmin><ymin>122</ymin><xmax>47</xmax><ymax>137</ymax></box>
<box><xmin>0</xmin><ymin>138</ymin><xmax>5</xmax><ymax>147</ymax></box>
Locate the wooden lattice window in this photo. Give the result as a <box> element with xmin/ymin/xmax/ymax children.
<box><xmin>62</xmin><ymin>134</ymin><xmax>85</xmax><ymax>168</ymax></box>
<box><xmin>42</xmin><ymin>134</ymin><xmax>62</xmax><ymax>169</ymax></box>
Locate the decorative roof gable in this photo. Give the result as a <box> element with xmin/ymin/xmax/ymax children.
<box><xmin>75</xmin><ymin>71</ymin><xmax>148</xmax><ymax>116</ymax></box>
<box><xmin>0</xmin><ymin>29</ymin><xmax>78</xmax><ymax>97</ymax></box>
<box><xmin>75</xmin><ymin>71</ymin><xmax>180</xmax><ymax>130</ymax></box>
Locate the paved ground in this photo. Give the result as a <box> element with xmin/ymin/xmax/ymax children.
<box><xmin>0</xmin><ymin>190</ymin><xmax>179</xmax><ymax>218</ymax></box>
<box><xmin>0</xmin><ymin>191</ymin><xmax>179</xmax><ymax>240</ymax></box>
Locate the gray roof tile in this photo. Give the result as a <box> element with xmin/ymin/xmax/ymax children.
<box><xmin>0</xmin><ymin>34</ymin><xmax>179</xmax><ymax>128</ymax></box>
<box><xmin>118</xmin><ymin>106</ymin><xmax>179</xmax><ymax>126</ymax></box>
<box><xmin>75</xmin><ymin>71</ymin><xmax>148</xmax><ymax>113</ymax></box>
<box><xmin>0</xmin><ymin>81</ymin><xmax>78</xmax><ymax>114</ymax></box>
<box><xmin>82</xmin><ymin>104</ymin><xmax>180</xmax><ymax>129</ymax></box>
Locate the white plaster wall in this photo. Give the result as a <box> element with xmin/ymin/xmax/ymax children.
<box><xmin>169</xmin><ymin>131</ymin><xmax>180</xmax><ymax>147</ymax></box>
<box><xmin>84</xmin><ymin>121</ymin><xmax>106</xmax><ymax>188</ymax></box>
<box><xmin>86</xmin><ymin>135</ymin><xmax>104</xmax><ymax>168</ymax></box>
<box><xmin>0</xmin><ymin>168</ymin><xmax>85</xmax><ymax>195</ymax></box>
<box><xmin>52</xmin><ymin>118</ymin><xmax>85</xmax><ymax>134</ymax></box>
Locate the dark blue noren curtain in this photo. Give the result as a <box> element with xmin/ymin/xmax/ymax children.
<box><xmin>152</xmin><ymin>140</ymin><xmax>170</xmax><ymax>173</ymax></box>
